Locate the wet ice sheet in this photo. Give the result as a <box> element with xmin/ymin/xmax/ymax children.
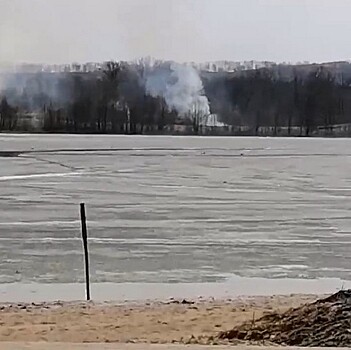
<box><xmin>1</xmin><ymin>277</ymin><xmax>350</xmax><ymax>302</ymax></box>
<box><xmin>0</xmin><ymin>134</ymin><xmax>351</xmax><ymax>284</ymax></box>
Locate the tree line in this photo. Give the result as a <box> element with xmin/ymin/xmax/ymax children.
<box><xmin>204</xmin><ymin>66</ymin><xmax>351</xmax><ymax>135</ymax></box>
<box><xmin>1</xmin><ymin>62</ymin><xmax>351</xmax><ymax>135</ymax></box>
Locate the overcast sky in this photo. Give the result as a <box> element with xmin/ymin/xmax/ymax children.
<box><xmin>1</xmin><ymin>0</ymin><xmax>351</xmax><ymax>64</ymax></box>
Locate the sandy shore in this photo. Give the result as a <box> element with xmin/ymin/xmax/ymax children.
<box><xmin>1</xmin><ymin>344</ymin><xmax>347</xmax><ymax>350</ymax></box>
<box><xmin>2</xmin><ymin>344</ymin><xmax>348</xmax><ymax>350</ymax></box>
<box><xmin>0</xmin><ymin>294</ymin><xmax>319</xmax><ymax>344</ymax></box>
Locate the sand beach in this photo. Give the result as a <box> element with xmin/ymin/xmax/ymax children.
<box><xmin>0</xmin><ymin>294</ymin><xmax>317</xmax><ymax>344</ymax></box>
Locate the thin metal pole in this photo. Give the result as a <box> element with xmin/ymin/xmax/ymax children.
<box><xmin>80</xmin><ymin>202</ymin><xmax>90</xmax><ymax>301</ymax></box>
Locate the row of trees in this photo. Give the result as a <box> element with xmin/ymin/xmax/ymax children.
<box><xmin>204</xmin><ymin>66</ymin><xmax>350</xmax><ymax>135</ymax></box>
<box><xmin>1</xmin><ymin>62</ymin><xmax>351</xmax><ymax>135</ymax></box>
<box><xmin>1</xmin><ymin>62</ymin><xmax>180</xmax><ymax>133</ymax></box>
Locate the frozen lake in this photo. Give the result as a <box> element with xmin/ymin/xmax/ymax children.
<box><xmin>1</xmin><ymin>134</ymin><xmax>351</xmax><ymax>286</ymax></box>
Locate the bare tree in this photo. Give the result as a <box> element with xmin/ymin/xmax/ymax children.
<box><xmin>0</xmin><ymin>97</ymin><xmax>17</xmax><ymax>130</ymax></box>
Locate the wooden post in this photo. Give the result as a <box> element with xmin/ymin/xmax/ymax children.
<box><xmin>80</xmin><ymin>203</ymin><xmax>91</xmax><ymax>301</ymax></box>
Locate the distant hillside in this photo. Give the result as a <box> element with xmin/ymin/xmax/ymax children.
<box><xmin>2</xmin><ymin>59</ymin><xmax>351</xmax><ymax>136</ymax></box>
<box><xmin>2</xmin><ymin>59</ymin><xmax>351</xmax><ymax>81</ymax></box>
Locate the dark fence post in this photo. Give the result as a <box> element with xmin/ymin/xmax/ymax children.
<box><xmin>80</xmin><ymin>203</ymin><xmax>91</xmax><ymax>301</ymax></box>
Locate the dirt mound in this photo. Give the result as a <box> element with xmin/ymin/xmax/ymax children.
<box><xmin>218</xmin><ymin>290</ymin><xmax>351</xmax><ymax>347</ymax></box>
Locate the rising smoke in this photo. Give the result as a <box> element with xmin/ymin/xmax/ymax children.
<box><xmin>145</xmin><ymin>63</ymin><xmax>211</xmax><ymax>119</ymax></box>
<box><xmin>0</xmin><ymin>61</ymin><xmax>218</xmax><ymax>126</ymax></box>
<box><xmin>0</xmin><ymin>72</ymin><xmax>74</xmax><ymax>111</ymax></box>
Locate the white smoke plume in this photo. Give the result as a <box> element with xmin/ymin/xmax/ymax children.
<box><xmin>145</xmin><ymin>62</ymin><xmax>210</xmax><ymax>119</ymax></box>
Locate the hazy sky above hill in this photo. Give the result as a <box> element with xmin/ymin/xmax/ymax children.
<box><xmin>1</xmin><ymin>0</ymin><xmax>351</xmax><ymax>64</ymax></box>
